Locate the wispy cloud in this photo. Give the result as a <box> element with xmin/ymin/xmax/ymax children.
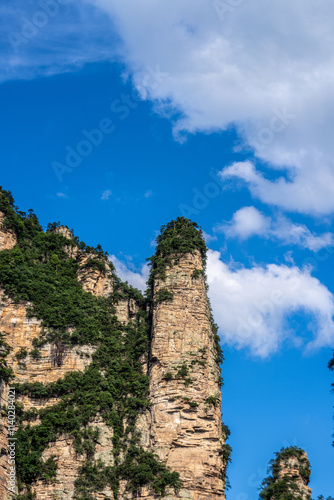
<box><xmin>0</xmin><ymin>1</ymin><xmax>117</xmax><ymax>82</ymax></box>
<box><xmin>218</xmin><ymin>206</ymin><xmax>334</xmax><ymax>251</ymax></box>
<box><xmin>110</xmin><ymin>255</ymin><xmax>149</xmax><ymax>292</ymax></box>
<box><xmin>101</xmin><ymin>189</ymin><xmax>112</xmax><ymax>200</ymax></box>
<box><xmin>56</xmin><ymin>192</ymin><xmax>68</xmax><ymax>199</ymax></box>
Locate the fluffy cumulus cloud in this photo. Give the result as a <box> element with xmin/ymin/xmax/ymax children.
<box><xmin>86</xmin><ymin>0</ymin><xmax>334</xmax><ymax>215</ymax></box>
<box><xmin>219</xmin><ymin>206</ymin><xmax>270</xmax><ymax>241</ymax></box>
<box><xmin>207</xmin><ymin>250</ymin><xmax>334</xmax><ymax>357</ymax></box>
<box><xmin>110</xmin><ymin>255</ymin><xmax>149</xmax><ymax>292</ymax></box>
<box><xmin>218</xmin><ymin>206</ymin><xmax>334</xmax><ymax>251</ymax></box>
<box><xmin>108</xmin><ymin>251</ymin><xmax>334</xmax><ymax>358</ymax></box>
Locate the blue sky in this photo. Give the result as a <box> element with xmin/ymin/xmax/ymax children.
<box><xmin>1</xmin><ymin>1</ymin><xmax>334</xmax><ymax>497</ymax></box>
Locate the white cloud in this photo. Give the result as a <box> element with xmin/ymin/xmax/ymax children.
<box><xmin>86</xmin><ymin>0</ymin><xmax>334</xmax><ymax>215</ymax></box>
<box><xmin>4</xmin><ymin>1</ymin><xmax>334</xmax><ymax>214</ymax></box>
<box><xmin>202</xmin><ymin>231</ymin><xmax>218</xmax><ymax>244</ymax></box>
<box><xmin>110</xmin><ymin>255</ymin><xmax>149</xmax><ymax>292</ymax></box>
<box><xmin>220</xmin><ymin>161</ymin><xmax>334</xmax><ymax>216</ymax></box>
<box><xmin>219</xmin><ymin>206</ymin><xmax>270</xmax><ymax>240</ymax></box>
<box><xmin>206</xmin><ymin>250</ymin><xmax>334</xmax><ymax>357</ymax></box>
<box><xmin>56</xmin><ymin>192</ymin><xmax>68</xmax><ymax>198</ymax></box>
<box><xmin>0</xmin><ymin>2</ymin><xmax>116</xmax><ymax>82</ymax></box>
<box><xmin>219</xmin><ymin>205</ymin><xmax>334</xmax><ymax>251</ymax></box>
<box><xmin>101</xmin><ymin>189</ymin><xmax>112</xmax><ymax>200</ymax></box>
<box><xmin>109</xmin><ymin>249</ymin><xmax>334</xmax><ymax>358</ymax></box>
<box><xmin>144</xmin><ymin>190</ymin><xmax>153</xmax><ymax>198</ymax></box>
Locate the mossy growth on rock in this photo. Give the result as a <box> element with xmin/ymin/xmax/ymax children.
<box><xmin>146</xmin><ymin>216</ymin><xmax>207</xmax><ymax>285</ymax></box>
<box><xmin>0</xmin><ymin>332</ymin><xmax>13</xmax><ymax>383</ymax></box>
<box><xmin>259</xmin><ymin>446</ymin><xmax>311</xmax><ymax>500</ymax></box>
<box><xmin>0</xmin><ymin>188</ymin><xmax>182</xmax><ymax>499</ymax></box>
<box><xmin>146</xmin><ymin>217</ymin><xmax>224</xmax><ymax>370</ymax></box>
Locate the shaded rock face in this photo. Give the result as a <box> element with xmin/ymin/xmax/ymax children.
<box><xmin>114</xmin><ymin>297</ymin><xmax>139</xmax><ymax>324</ymax></box>
<box><xmin>53</xmin><ymin>226</ymin><xmax>78</xmax><ymax>259</ymax></box>
<box><xmin>0</xmin><ymin>292</ymin><xmax>95</xmax><ymax>500</ymax></box>
<box><xmin>0</xmin><ymin>212</ymin><xmax>16</xmax><ymax>252</ymax></box>
<box><xmin>76</xmin><ymin>255</ymin><xmax>113</xmax><ymax>297</ymax></box>
<box><xmin>147</xmin><ymin>251</ymin><xmax>226</xmax><ymax>499</ymax></box>
<box><xmin>260</xmin><ymin>447</ymin><xmax>312</xmax><ymax>500</ymax></box>
<box><xmin>276</xmin><ymin>453</ymin><xmax>312</xmax><ymax>500</ymax></box>
<box><xmin>34</xmin><ymin>415</ymin><xmax>114</xmax><ymax>500</ymax></box>
<box><xmin>51</xmin><ymin>227</ymin><xmax>114</xmax><ymax>297</ymax></box>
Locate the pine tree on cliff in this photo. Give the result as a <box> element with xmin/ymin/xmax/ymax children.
<box><xmin>259</xmin><ymin>446</ymin><xmax>312</xmax><ymax>500</ymax></box>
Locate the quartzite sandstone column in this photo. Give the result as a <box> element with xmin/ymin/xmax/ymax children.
<box><xmin>148</xmin><ymin>249</ymin><xmax>227</xmax><ymax>499</ymax></box>
<box><xmin>260</xmin><ymin>447</ymin><xmax>312</xmax><ymax>500</ymax></box>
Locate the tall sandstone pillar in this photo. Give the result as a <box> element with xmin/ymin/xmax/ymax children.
<box><xmin>260</xmin><ymin>447</ymin><xmax>312</xmax><ymax>500</ymax></box>
<box><xmin>146</xmin><ymin>221</ymin><xmax>228</xmax><ymax>499</ymax></box>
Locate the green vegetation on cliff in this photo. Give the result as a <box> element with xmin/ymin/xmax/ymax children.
<box><xmin>259</xmin><ymin>446</ymin><xmax>311</xmax><ymax>500</ymax></box>
<box><xmin>0</xmin><ymin>188</ymin><xmax>181</xmax><ymax>498</ymax></box>
<box><xmin>147</xmin><ymin>216</ymin><xmax>207</xmax><ymax>284</ymax></box>
<box><xmin>147</xmin><ymin>217</ymin><xmax>224</xmax><ymax>369</ymax></box>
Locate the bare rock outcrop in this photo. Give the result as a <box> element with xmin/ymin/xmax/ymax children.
<box><xmin>260</xmin><ymin>446</ymin><xmax>312</xmax><ymax>500</ymax></box>
<box><xmin>146</xmin><ymin>250</ymin><xmax>227</xmax><ymax>499</ymax></box>
<box><xmin>77</xmin><ymin>254</ymin><xmax>113</xmax><ymax>297</ymax></box>
<box><xmin>0</xmin><ymin>211</ymin><xmax>229</xmax><ymax>500</ymax></box>
<box><xmin>0</xmin><ymin>212</ymin><xmax>16</xmax><ymax>251</ymax></box>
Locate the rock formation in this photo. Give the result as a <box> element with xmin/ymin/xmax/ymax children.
<box><xmin>147</xmin><ymin>251</ymin><xmax>227</xmax><ymax>498</ymax></box>
<box><xmin>0</xmin><ymin>191</ymin><xmax>230</xmax><ymax>500</ymax></box>
<box><xmin>0</xmin><ymin>212</ymin><xmax>16</xmax><ymax>252</ymax></box>
<box><xmin>0</xmin><ymin>189</ymin><xmax>317</xmax><ymax>500</ymax></box>
<box><xmin>259</xmin><ymin>446</ymin><xmax>312</xmax><ymax>500</ymax></box>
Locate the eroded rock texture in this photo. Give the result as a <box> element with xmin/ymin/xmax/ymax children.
<box><xmin>0</xmin><ymin>213</ymin><xmax>229</xmax><ymax>500</ymax></box>
<box><xmin>276</xmin><ymin>451</ymin><xmax>312</xmax><ymax>500</ymax></box>
<box><xmin>0</xmin><ymin>293</ymin><xmax>95</xmax><ymax>499</ymax></box>
<box><xmin>0</xmin><ymin>212</ymin><xmax>16</xmax><ymax>252</ymax></box>
<box><xmin>260</xmin><ymin>447</ymin><xmax>312</xmax><ymax>500</ymax></box>
<box><xmin>147</xmin><ymin>250</ymin><xmax>226</xmax><ymax>499</ymax></box>
<box><xmin>76</xmin><ymin>254</ymin><xmax>113</xmax><ymax>298</ymax></box>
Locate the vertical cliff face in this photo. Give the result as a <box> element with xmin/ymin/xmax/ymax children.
<box><xmin>0</xmin><ymin>191</ymin><xmax>229</xmax><ymax>499</ymax></box>
<box><xmin>148</xmin><ymin>249</ymin><xmax>226</xmax><ymax>499</ymax></box>
<box><xmin>0</xmin><ymin>212</ymin><xmax>16</xmax><ymax>252</ymax></box>
<box><xmin>260</xmin><ymin>447</ymin><xmax>312</xmax><ymax>500</ymax></box>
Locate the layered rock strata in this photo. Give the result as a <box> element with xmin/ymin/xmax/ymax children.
<box><xmin>260</xmin><ymin>447</ymin><xmax>312</xmax><ymax>500</ymax></box>
<box><xmin>147</xmin><ymin>250</ymin><xmax>226</xmax><ymax>499</ymax></box>
<box><xmin>276</xmin><ymin>451</ymin><xmax>312</xmax><ymax>499</ymax></box>
<box><xmin>0</xmin><ymin>212</ymin><xmax>228</xmax><ymax>499</ymax></box>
